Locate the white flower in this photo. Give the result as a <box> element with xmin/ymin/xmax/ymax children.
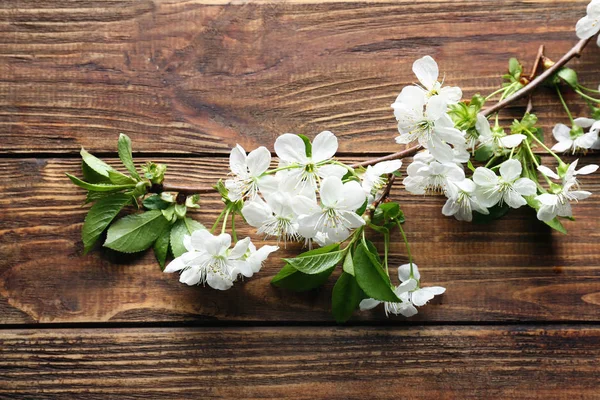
<box><xmin>592</xmin><ymin>121</ymin><xmax>600</xmax><ymax>149</ymax></box>
<box><xmin>476</xmin><ymin>114</ymin><xmax>526</xmax><ymax>151</ymax></box>
<box><xmin>442</xmin><ymin>179</ymin><xmax>489</xmax><ymax>222</ymax></box>
<box><xmin>273</xmin><ymin>131</ymin><xmax>347</xmax><ymax>192</ymax></box>
<box><xmin>576</xmin><ymin>0</ymin><xmax>600</xmax><ymax>46</ymax></box>
<box><xmin>164</xmin><ymin>231</ymin><xmax>254</xmax><ymax>290</ymax></box>
<box><xmin>403</xmin><ymin>160</ymin><xmax>465</xmax><ymax>197</ymax></box>
<box><xmin>551</xmin><ymin>118</ymin><xmax>598</xmax><ymax>154</ymax></box>
<box><xmin>244</xmin><ymin>242</ymin><xmax>279</xmax><ymax>276</ymax></box>
<box><xmin>473</xmin><ymin>159</ymin><xmax>537</xmax><ymax>208</ymax></box>
<box><xmin>360</xmin><ymin>263</ymin><xmax>445</xmax><ymax>317</ymax></box>
<box><xmin>361</xmin><ymin>160</ymin><xmax>402</xmax><ymax>199</ymax></box>
<box><xmin>225</xmin><ymin>145</ymin><xmax>271</xmax><ymax>201</ymax></box>
<box><xmin>535</xmin><ymin>160</ymin><xmax>598</xmax><ymax>221</ymax></box>
<box><xmin>410</xmin><ymin>55</ymin><xmax>462</xmax><ymax>105</ymax></box>
<box><xmin>292</xmin><ymin>176</ymin><xmax>366</xmax><ymax>244</ymax></box>
<box><xmin>242</xmin><ymin>193</ymin><xmax>300</xmax><ymax>243</ymax></box>
<box><xmin>392</xmin><ymin>89</ymin><xmax>465</xmax><ymax>163</ymax></box>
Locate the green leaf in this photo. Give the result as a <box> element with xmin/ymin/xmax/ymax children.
<box><xmin>82</xmin><ymin>193</ymin><xmax>131</xmax><ymax>254</ymax></box>
<box><xmin>557</xmin><ymin>67</ymin><xmax>578</xmax><ymax>89</ymax></box>
<box><xmin>104</xmin><ymin>210</ymin><xmax>169</xmax><ymax>253</ymax></box>
<box><xmin>82</xmin><ymin>161</ymin><xmax>111</xmax><ymax>184</ymax></box>
<box><xmin>118</xmin><ymin>133</ymin><xmax>140</xmax><ymax>180</ymax></box>
<box><xmin>508</xmin><ymin>57</ymin><xmax>522</xmax><ymax>79</ymax></box>
<box><xmin>332</xmin><ymin>272</ymin><xmax>365</xmax><ymax>323</ymax></box>
<box><xmin>108</xmin><ymin>170</ymin><xmax>137</xmax><ymax>185</ymax></box>
<box><xmin>474</xmin><ymin>145</ymin><xmax>493</xmax><ymax>162</ymax></box>
<box><xmin>154</xmin><ymin>228</ymin><xmax>170</xmax><ymax>270</ymax></box>
<box><xmin>353</xmin><ymin>242</ymin><xmax>399</xmax><ymax>302</ymax></box>
<box><xmin>80</xmin><ymin>148</ymin><xmax>113</xmax><ymax>177</ymax></box>
<box><xmin>170</xmin><ymin>217</ymin><xmax>205</xmax><ymax>258</ymax></box>
<box><xmin>283</xmin><ymin>244</ymin><xmax>344</xmax><ymax>275</ymax></box>
<box><xmin>67</xmin><ymin>173</ymin><xmax>135</xmax><ymax>192</ymax></box>
<box><xmin>467</xmin><ymin>160</ymin><xmax>476</xmax><ymax>172</ymax></box>
<box><xmin>143</xmin><ymin>194</ymin><xmax>171</xmax><ymax>210</ymax></box>
<box><xmin>472</xmin><ymin>203</ymin><xmax>510</xmax><ymax>224</ymax></box>
<box><xmin>544</xmin><ymin>217</ymin><xmax>567</xmax><ymax>234</ymax></box>
<box><xmin>297</xmin><ymin>134</ymin><xmax>312</xmax><ymax>158</ymax></box>
<box><xmin>342</xmin><ymin>250</ymin><xmax>354</xmax><ymax>276</ymax></box>
<box><xmin>271</xmin><ymin>263</ymin><xmax>335</xmax><ymax>291</ymax></box>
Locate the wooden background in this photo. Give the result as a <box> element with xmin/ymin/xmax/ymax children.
<box><xmin>1</xmin><ymin>0</ymin><xmax>599</xmax><ymax>398</ymax></box>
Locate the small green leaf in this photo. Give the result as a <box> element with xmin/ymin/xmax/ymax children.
<box><xmin>82</xmin><ymin>162</ymin><xmax>110</xmax><ymax>184</ymax></box>
<box><xmin>508</xmin><ymin>57</ymin><xmax>522</xmax><ymax>79</ymax></box>
<box><xmin>474</xmin><ymin>145</ymin><xmax>494</xmax><ymax>162</ymax></box>
<box><xmin>154</xmin><ymin>228</ymin><xmax>170</xmax><ymax>270</ymax></box>
<box><xmin>378</xmin><ymin>202</ymin><xmax>401</xmax><ymax>220</ymax></box>
<box><xmin>342</xmin><ymin>250</ymin><xmax>354</xmax><ymax>276</ymax></box>
<box><xmin>283</xmin><ymin>244</ymin><xmax>344</xmax><ymax>275</ymax></box>
<box><xmin>67</xmin><ymin>173</ymin><xmax>135</xmax><ymax>192</ymax></box>
<box><xmin>117</xmin><ymin>133</ymin><xmax>140</xmax><ymax>180</ymax></box>
<box><xmin>108</xmin><ymin>170</ymin><xmax>137</xmax><ymax>185</ymax></box>
<box><xmin>143</xmin><ymin>194</ymin><xmax>171</xmax><ymax>210</ymax></box>
<box><xmin>557</xmin><ymin>67</ymin><xmax>578</xmax><ymax>89</ymax></box>
<box><xmin>297</xmin><ymin>134</ymin><xmax>312</xmax><ymax>158</ymax></box>
<box><xmin>104</xmin><ymin>210</ymin><xmax>169</xmax><ymax>253</ymax></box>
<box><xmin>544</xmin><ymin>217</ymin><xmax>567</xmax><ymax>234</ymax></box>
<box><xmin>80</xmin><ymin>148</ymin><xmax>113</xmax><ymax>177</ymax></box>
<box><xmin>82</xmin><ymin>193</ymin><xmax>131</xmax><ymax>254</ymax></box>
<box><xmin>353</xmin><ymin>241</ymin><xmax>399</xmax><ymax>302</ymax></box>
<box><xmin>467</xmin><ymin>160</ymin><xmax>476</xmax><ymax>172</ymax></box>
<box><xmin>332</xmin><ymin>272</ymin><xmax>365</xmax><ymax>323</ymax></box>
<box><xmin>170</xmin><ymin>217</ymin><xmax>205</xmax><ymax>257</ymax></box>
<box><xmin>271</xmin><ymin>263</ymin><xmax>335</xmax><ymax>291</ymax></box>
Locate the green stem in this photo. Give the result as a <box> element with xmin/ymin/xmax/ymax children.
<box><xmin>575</xmin><ymin>89</ymin><xmax>600</xmax><ymax>104</ymax></box>
<box><xmin>396</xmin><ymin>221</ymin><xmax>414</xmax><ymax>278</ymax></box>
<box><xmin>263</xmin><ymin>164</ymin><xmax>300</xmax><ymax>175</ymax></box>
<box><xmin>525</xmin><ymin>129</ymin><xmax>563</xmax><ymax>165</ymax></box>
<box><xmin>211</xmin><ymin>207</ymin><xmax>227</xmax><ymax>234</ymax></box>
<box><xmin>485</xmin><ymin>86</ymin><xmax>507</xmax><ymax>101</ymax></box>
<box><xmin>485</xmin><ymin>155</ymin><xmax>500</xmax><ymax>169</ymax></box>
<box><xmin>578</xmin><ymin>85</ymin><xmax>600</xmax><ymax>94</ymax></box>
<box><xmin>383</xmin><ymin>231</ymin><xmax>390</xmax><ymax>274</ymax></box>
<box><xmin>231</xmin><ymin>211</ymin><xmax>237</xmax><ymax>242</ymax></box>
<box><xmin>555</xmin><ymin>85</ymin><xmax>574</xmax><ymax>123</ymax></box>
<box><xmin>221</xmin><ymin>207</ymin><xmax>231</xmax><ymax>235</ymax></box>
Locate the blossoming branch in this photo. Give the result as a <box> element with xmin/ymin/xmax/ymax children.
<box><xmin>66</xmin><ymin>1</ymin><xmax>600</xmax><ymax>322</ymax></box>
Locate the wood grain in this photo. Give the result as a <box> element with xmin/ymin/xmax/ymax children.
<box><xmin>0</xmin><ymin>325</ymin><xmax>599</xmax><ymax>399</ymax></box>
<box><xmin>1</xmin><ymin>156</ymin><xmax>599</xmax><ymax>324</ymax></box>
<box><xmin>1</xmin><ymin>0</ymin><xmax>598</xmax><ymax>154</ymax></box>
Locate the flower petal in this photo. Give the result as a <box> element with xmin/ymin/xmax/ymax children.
<box><xmin>241</xmin><ymin>199</ymin><xmax>272</xmax><ymax>228</ymax></box>
<box><xmin>229</xmin><ymin>144</ymin><xmax>247</xmax><ymax>177</ymax></box>
<box><xmin>291</xmin><ymin>195</ymin><xmax>320</xmax><ymax>216</ymax></box>
<box><xmin>312</xmin><ymin>131</ymin><xmax>338</xmax><ymax>162</ymax></box>
<box><xmin>317</xmin><ymin>164</ymin><xmax>347</xmax><ymax>179</ymax></box>
<box><xmin>411</xmin><ymin>288</ymin><xmax>435</xmax><ymax>307</ymax></box>
<box><xmin>274</xmin><ymin>133</ymin><xmax>308</xmax><ymax>163</ymax></box>
<box><xmin>180</xmin><ymin>266</ymin><xmax>201</xmax><ymax>286</ymax></box>
<box><xmin>500</xmin><ymin>134</ymin><xmax>526</xmax><ymax>148</ymax></box>
<box><xmin>513</xmin><ymin>178</ymin><xmax>537</xmax><ymax>196</ymax></box>
<box><xmin>164</xmin><ymin>255</ymin><xmax>187</xmax><ymax>273</ymax></box>
<box><xmin>499</xmin><ymin>159</ymin><xmax>522</xmax><ymax>182</ymax></box>
<box><xmin>551</xmin><ymin>139</ymin><xmax>573</xmax><ymax>153</ymax></box>
<box><xmin>246</xmin><ymin>146</ymin><xmax>271</xmax><ymax>176</ymax></box>
<box><xmin>574</xmin><ymin>117</ymin><xmax>596</xmax><ymax>128</ymax></box>
<box><xmin>398</xmin><ymin>263</ymin><xmax>419</xmax><ymax>282</ymax></box>
<box><xmin>504</xmin><ymin>189</ymin><xmax>527</xmax><ymax>209</ymax></box>
<box><xmin>359</xmin><ymin>298</ymin><xmax>381</xmax><ymax>311</ymax></box>
<box><xmin>537</xmin><ymin>165</ymin><xmax>560</xmax><ymax>180</ymax></box>
<box><xmin>575</xmin><ymin>163</ymin><xmax>599</xmax><ymax>175</ymax></box>
<box><xmin>229</xmin><ymin>237</ymin><xmax>251</xmax><ymax>259</ymax></box>
<box><xmin>552</xmin><ymin>123</ymin><xmax>571</xmax><ymax>141</ymax></box>
<box><xmin>340</xmin><ymin>181</ymin><xmax>367</xmax><ymax>211</ymax></box>
<box><xmin>412</xmin><ymin>55</ymin><xmax>439</xmax><ymax>90</ymax></box>
<box><xmin>473</xmin><ymin>167</ymin><xmax>498</xmax><ymax>186</ymax></box>
<box><xmin>206</xmin><ymin>271</ymin><xmax>233</xmax><ymax>290</ymax></box>
<box><xmin>576</xmin><ymin>15</ymin><xmax>600</xmax><ymax>39</ymax></box>
<box><xmin>190</xmin><ymin>229</ymin><xmax>214</xmax><ymax>252</ymax></box>
<box><xmin>320</xmin><ymin>176</ymin><xmax>344</xmax><ymax>208</ymax></box>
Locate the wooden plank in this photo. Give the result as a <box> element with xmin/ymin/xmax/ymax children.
<box><xmin>1</xmin><ymin>156</ymin><xmax>599</xmax><ymax>324</ymax></box>
<box><xmin>0</xmin><ymin>326</ymin><xmax>599</xmax><ymax>398</ymax></box>
<box><xmin>0</xmin><ymin>0</ymin><xmax>598</xmax><ymax>154</ymax></box>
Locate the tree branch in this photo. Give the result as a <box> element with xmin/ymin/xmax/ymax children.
<box><xmin>482</xmin><ymin>37</ymin><xmax>592</xmax><ymax>117</ymax></box>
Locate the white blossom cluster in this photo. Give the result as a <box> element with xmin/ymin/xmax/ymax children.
<box><xmin>393</xmin><ymin>56</ymin><xmax>598</xmax><ymax>224</ymax></box>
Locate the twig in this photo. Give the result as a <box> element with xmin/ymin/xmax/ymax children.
<box><xmin>350</xmin><ymin>145</ymin><xmax>422</xmax><ymax>168</ymax></box>
<box><xmin>370</xmin><ymin>173</ymin><xmax>396</xmax><ymax>212</ymax></box>
<box><xmin>482</xmin><ymin>37</ymin><xmax>592</xmax><ymax>117</ymax></box>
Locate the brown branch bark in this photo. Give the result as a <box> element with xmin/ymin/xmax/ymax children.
<box><xmin>481</xmin><ymin>37</ymin><xmax>592</xmax><ymax>117</ymax></box>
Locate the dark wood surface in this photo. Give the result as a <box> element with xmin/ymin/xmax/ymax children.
<box><xmin>1</xmin><ymin>0</ymin><xmax>599</xmax><ymax>398</ymax></box>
